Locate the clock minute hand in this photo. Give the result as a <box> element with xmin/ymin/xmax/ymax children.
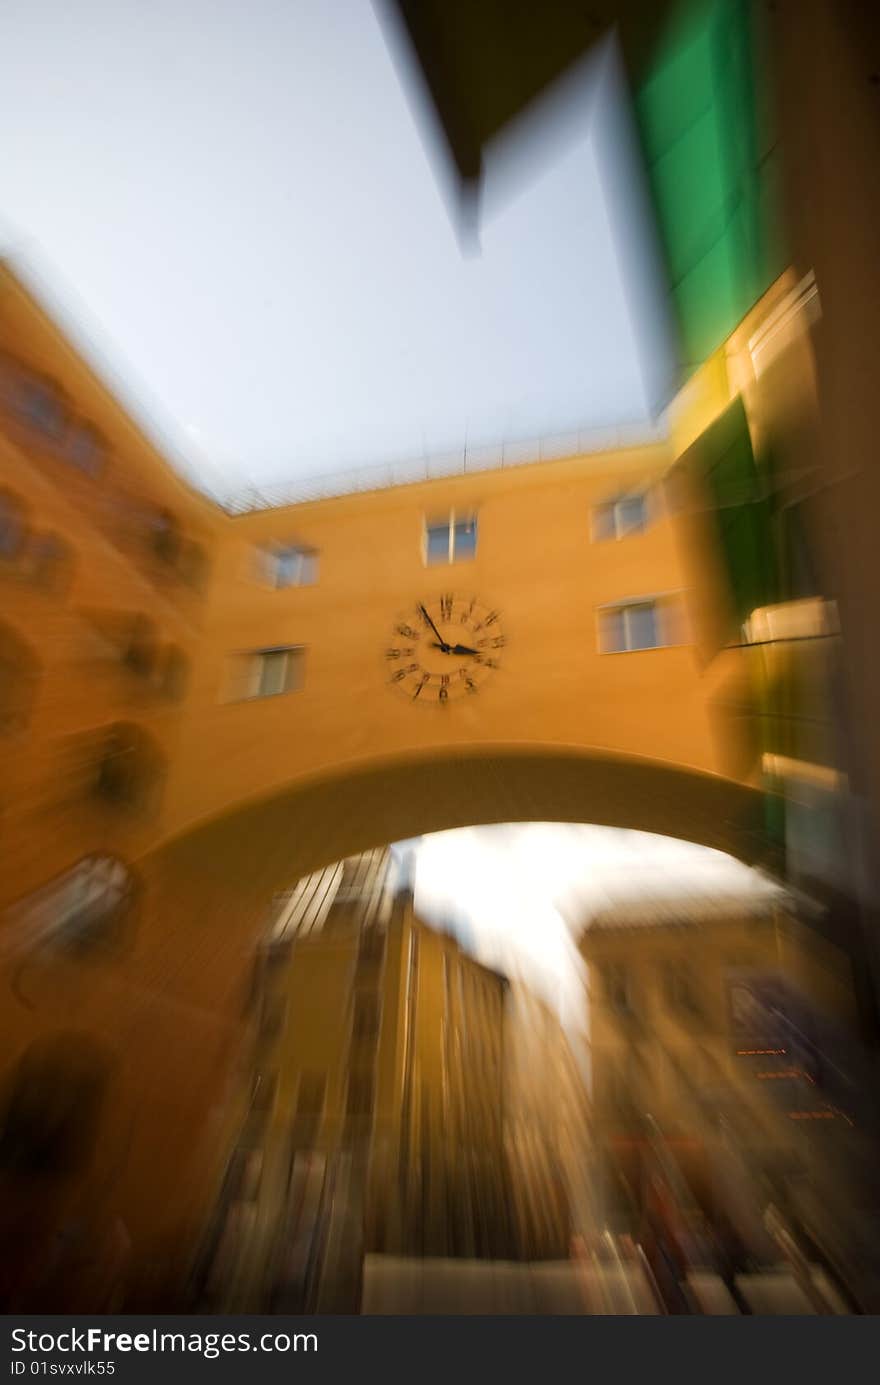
<box><xmin>419</xmin><ymin>605</ymin><xmax>448</xmax><ymax>650</ymax></box>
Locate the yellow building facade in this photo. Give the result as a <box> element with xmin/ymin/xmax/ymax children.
<box><xmin>191</xmin><ymin>851</ymin><xmax>588</xmax><ymax>1311</ymax></box>
<box><xmin>0</xmin><ymin>254</ymin><xmax>833</xmax><ymax>1307</ymax></box>
<box><xmin>580</xmin><ymin>892</ymin><xmax>865</xmax><ymax>1270</ymax></box>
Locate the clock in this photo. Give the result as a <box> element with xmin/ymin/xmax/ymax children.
<box><xmin>385</xmin><ymin>593</ymin><xmax>505</xmax><ymax>705</ymax></box>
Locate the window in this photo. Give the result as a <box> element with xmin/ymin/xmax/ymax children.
<box><xmin>603</xmin><ymin>962</ymin><xmax>632</xmax><ymax>1013</ymax></box>
<box><xmin>264</xmin><ymin>544</ymin><xmax>318</xmax><ymax>589</ymax></box>
<box><xmin>293</xmin><ymin>1071</ymin><xmax>325</xmax><ymax>1149</ymax></box>
<box><xmin>94</xmin><ymin>735</ymin><xmax>138</xmax><ymax>805</ymax></box>
<box><xmin>22</xmin><ymin>533</ymin><xmax>73</xmax><ymax>594</ymax></box>
<box><xmin>63</xmin><ymin>422</ymin><xmax>106</xmax><ymax>478</ymax></box>
<box><xmin>148</xmin><ymin>509</ymin><xmax>181</xmax><ymax>565</ymax></box>
<box><xmin>9</xmin><ymin>854</ymin><xmax>135</xmax><ymax>954</ymax></box>
<box><xmin>244</xmin><ymin>646</ymin><xmax>305</xmax><ymax>699</ymax></box>
<box><xmin>663</xmin><ymin>961</ymin><xmax>700</xmax><ymax>1018</ymax></box>
<box><xmin>598</xmin><ymin>599</ymin><xmax>667</xmax><ymax>653</ymax></box>
<box><xmin>338</xmin><ymin>856</ymin><xmax>367</xmax><ymax>900</ymax></box>
<box><xmin>0</xmin><ymin>492</ymin><xmax>26</xmax><ymax>559</ymax></box>
<box><xmin>121</xmin><ymin>615</ymin><xmax>159</xmax><ymax>680</ymax></box>
<box><xmin>20</xmin><ymin>377</ymin><xmax>66</xmax><ymax>439</ymax></box>
<box><xmin>425</xmin><ymin>511</ymin><xmax>477</xmax><ymax>564</ymax></box>
<box><xmin>91</xmin><ymin>722</ymin><xmax>165</xmax><ymax>814</ymax></box>
<box><xmin>593</xmin><ymin>491</ymin><xmax>648</xmax><ymax>541</ymax></box>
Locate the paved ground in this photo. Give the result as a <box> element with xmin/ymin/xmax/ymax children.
<box><xmin>362</xmin><ymin>1255</ymin><xmax>851</xmax><ymax>1314</ymax></box>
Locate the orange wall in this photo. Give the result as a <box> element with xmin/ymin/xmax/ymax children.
<box><xmin>167</xmin><ymin>445</ymin><xmax>744</xmax><ymax>838</ymax></box>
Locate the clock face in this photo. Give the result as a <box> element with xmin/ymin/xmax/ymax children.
<box><xmin>385</xmin><ymin>593</ymin><xmax>505</xmax><ymax>705</ymax></box>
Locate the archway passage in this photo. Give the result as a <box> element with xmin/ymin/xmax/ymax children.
<box><xmin>2</xmin><ymin>748</ymin><xmax>766</xmax><ymax>1309</ymax></box>
<box><xmin>154</xmin><ymin>745</ymin><xmax>767</xmax><ymax>898</ymax></box>
<box><xmin>137</xmin><ymin>745</ymin><xmax>767</xmax><ymax>1051</ymax></box>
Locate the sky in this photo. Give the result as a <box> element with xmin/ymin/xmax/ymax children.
<box><xmin>394</xmin><ymin>825</ymin><xmax>784</xmax><ymax>1055</ymax></box>
<box><xmin>0</xmin><ymin>0</ymin><xmax>676</xmax><ymax>502</ymax></box>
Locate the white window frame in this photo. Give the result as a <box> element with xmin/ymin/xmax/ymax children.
<box><xmin>596</xmin><ymin>592</ymin><xmax>683</xmax><ymax>654</ymax></box>
<box><xmin>261</xmin><ymin>543</ymin><xmax>318</xmax><ymax>589</ymax></box>
<box><xmin>8</xmin><ymin>854</ymin><xmax>132</xmax><ymax>950</ymax></box>
<box><xmin>592</xmin><ymin>489</ymin><xmax>650</xmax><ymax>542</ymax></box>
<box><xmin>240</xmin><ymin>645</ymin><xmax>305</xmax><ymax>699</ymax></box>
<box><xmin>423</xmin><ymin>509</ymin><xmax>478</xmax><ymax>565</ymax></box>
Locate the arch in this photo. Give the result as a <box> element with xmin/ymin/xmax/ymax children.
<box><xmin>153</xmin><ymin>745</ymin><xmax>768</xmax><ymax>902</ymax></box>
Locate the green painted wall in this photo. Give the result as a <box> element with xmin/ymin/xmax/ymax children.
<box><xmin>635</xmin><ymin>0</ymin><xmax>785</xmax><ymax>370</ymax></box>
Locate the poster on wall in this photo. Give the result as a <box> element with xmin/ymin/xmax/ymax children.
<box><xmin>725</xmin><ymin>968</ymin><xmax>825</xmax><ymax>1096</ymax></box>
<box><xmin>726</xmin><ymin>969</ymin><xmax>790</xmax><ymax>1051</ymax></box>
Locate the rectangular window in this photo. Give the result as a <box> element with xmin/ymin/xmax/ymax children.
<box><xmin>264</xmin><ymin>544</ymin><xmax>318</xmax><ymax>589</ymax></box>
<box><xmin>452</xmin><ymin>516</ymin><xmax>477</xmax><ymax>561</ymax></box>
<box><xmin>293</xmin><ymin>1070</ymin><xmax>325</xmax><ymax>1149</ymax></box>
<box><xmin>240</xmin><ymin>646</ymin><xmax>304</xmax><ymax>699</ymax></box>
<box><xmin>663</xmin><ymin>961</ymin><xmax>700</xmax><ymax>1018</ymax></box>
<box><xmin>425</xmin><ymin>510</ymin><xmax>477</xmax><ymax>564</ymax></box>
<box><xmin>426</xmin><ymin>523</ymin><xmax>451</xmax><ymax>564</ymax></box>
<box><xmin>603</xmin><ymin>963</ymin><xmax>632</xmax><ymax>1014</ymax></box>
<box><xmin>593</xmin><ymin>492</ymin><xmax>648</xmax><ymax>541</ymax></box>
<box><xmin>599</xmin><ymin>600</ymin><xmax>664</xmax><ymax>653</ymax></box>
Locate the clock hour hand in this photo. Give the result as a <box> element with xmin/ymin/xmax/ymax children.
<box><xmin>430</xmin><ymin>640</ymin><xmax>480</xmax><ymax>657</ymax></box>
<box><xmin>419</xmin><ymin>604</ymin><xmax>448</xmax><ymax>651</ymax></box>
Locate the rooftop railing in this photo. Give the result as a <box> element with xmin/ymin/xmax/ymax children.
<box><xmin>220</xmin><ymin>419</ymin><xmax>670</xmax><ymax>514</ymax></box>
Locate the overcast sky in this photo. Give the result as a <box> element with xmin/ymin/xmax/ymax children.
<box><xmin>0</xmin><ymin>0</ymin><xmax>675</xmax><ymax>500</ymax></box>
